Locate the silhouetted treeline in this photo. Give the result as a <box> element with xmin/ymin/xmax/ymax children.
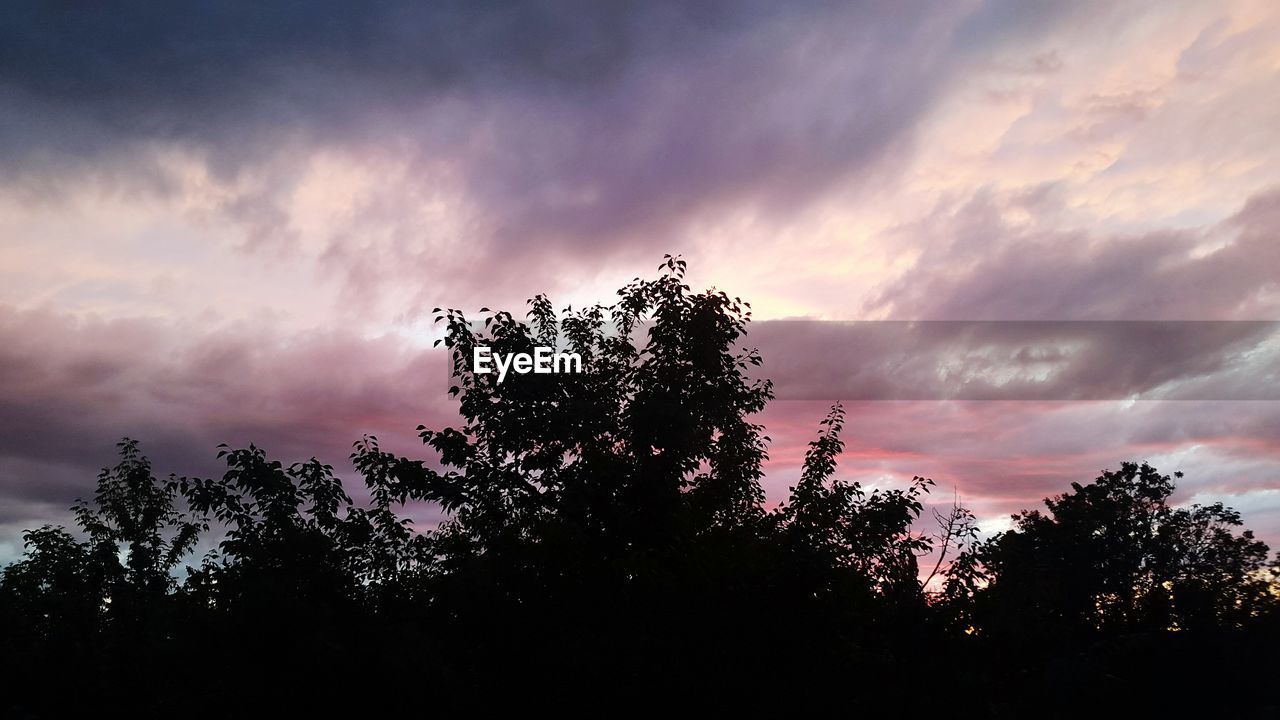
<box><xmin>3</xmin><ymin>258</ymin><xmax>1277</xmax><ymax>716</ymax></box>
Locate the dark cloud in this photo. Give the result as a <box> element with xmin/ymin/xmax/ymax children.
<box><xmin>0</xmin><ymin>2</ymin><xmax>1043</xmax><ymax>258</ymax></box>
<box><xmin>0</xmin><ymin>1</ymin><xmax>639</xmax><ymax>166</ymax></box>
<box><xmin>0</xmin><ymin>1</ymin><xmax>1098</xmax><ymax>328</ymax></box>
<box><xmin>751</xmin><ymin>320</ymin><xmax>1280</xmax><ymax>400</ymax></box>
<box><xmin>0</xmin><ymin>304</ymin><xmax>455</xmax><ymax>551</ymax></box>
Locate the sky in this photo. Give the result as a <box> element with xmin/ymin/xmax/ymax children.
<box><xmin>1</xmin><ymin>0</ymin><xmax>1279</xmax><ymax>562</ymax></box>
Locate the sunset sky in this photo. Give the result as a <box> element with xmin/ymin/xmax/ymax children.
<box><xmin>2</xmin><ymin>1</ymin><xmax>1279</xmax><ymax>562</ymax></box>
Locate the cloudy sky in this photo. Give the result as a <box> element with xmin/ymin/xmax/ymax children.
<box><xmin>2</xmin><ymin>0</ymin><xmax>1279</xmax><ymax>562</ymax></box>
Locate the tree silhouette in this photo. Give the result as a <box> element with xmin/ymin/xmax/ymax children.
<box><xmin>941</xmin><ymin>462</ymin><xmax>1279</xmax><ymax>714</ymax></box>
<box><xmin>957</xmin><ymin>462</ymin><xmax>1275</xmax><ymax>637</ymax></box>
<box><xmin>1</xmin><ymin>259</ymin><xmax>1276</xmax><ymax>716</ymax></box>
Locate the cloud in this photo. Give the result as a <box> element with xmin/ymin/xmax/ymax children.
<box><xmin>0</xmin><ymin>2</ymin><xmax>1030</xmax><ymax>270</ymax></box>
<box><xmin>750</xmin><ymin>319</ymin><xmax>1280</xmax><ymax>400</ymax></box>
<box><xmin>757</xmin><ymin>398</ymin><xmax>1280</xmax><ymax>547</ymax></box>
<box><xmin>3</xmin><ymin>1</ymin><xmax>1280</xmax><ymax>562</ymax></box>
<box><xmin>864</xmin><ymin>185</ymin><xmax>1280</xmax><ymax>320</ymax></box>
<box><xmin>0</xmin><ymin>304</ymin><xmax>456</xmax><ymax>554</ymax></box>
<box><xmin>3</xmin><ymin>305</ymin><xmax>1279</xmax><ymax>563</ymax></box>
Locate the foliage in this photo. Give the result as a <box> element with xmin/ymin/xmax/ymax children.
<box><xmin>956</xmin><ymin>462</ymin><xmax>1277</xmax><ymax>637</ymax></box>
<box><xmin>1</xmin><ymin>259</ymin><xmax>1276</xmax><ymax>715</ymax></box>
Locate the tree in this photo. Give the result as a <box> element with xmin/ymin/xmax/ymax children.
<box><xmin>944</xmin><ymin>462</ymin><xmax>1279</xmax><ymax>715</ymax></box>
<box><xmin>341</xmin><ymin>255</ymin><xmax>786</xmax><ymax>704</ymax></box>
<box><xmin>71</xmin><ymin>438</ymin><xmax>203</xmax><ymax>630</ymax></box>
<box><xmin>372</xmin><ymin>254</ymin><xmax>775</xmax><ymax>562</ymax></box>
<box><xmin>956</xmin><ymin>462</ymin><xmax>1275</xmax><ymax>638</ymax></box>
<box><xmin>2</xmin><ymin>259</ymin><xmax>1277</xmax><ymax>716</ymax></box>
<box><xmin>0</xmin><ymin>526</ymin><xmax>103</xmax><ymax>645</ymax></box>
<box><xmin>776</xmin><ymin>403</ymin><xmax>937</xmax><ymax>613</ymax></box>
